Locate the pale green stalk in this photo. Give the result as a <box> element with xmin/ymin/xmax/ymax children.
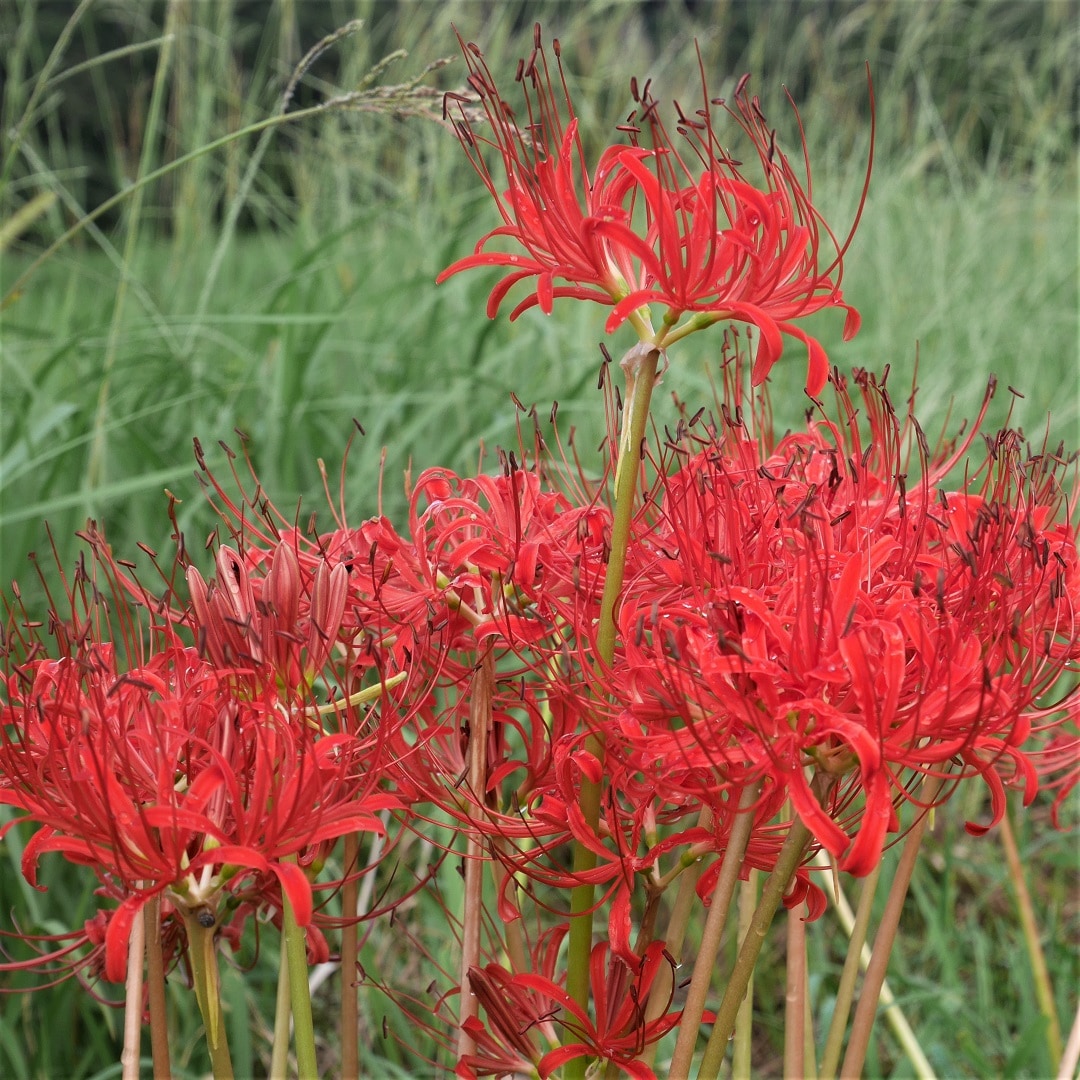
<box><xmin>144</xmin><ymin>897</ymin><xmax>173</xmax><ymax>1080</ymax></box>
<box><xmin>818</xmin><ymin>860</ymin><xmax>883</xmax><ymax>1080</ymax></box>
<box><xmin>121</xmin><ymin>897</ymin><xmax>146</xmax><ymax>1080</ymax></box>
<box><xmin>999</xmin><ymin>806</ymin><xmax>1063</xmax><ymax>1064</ymax></box>
<box><xmin>731</xmin><ymin>870</ymin><xmax>758</xmax><ymax>1080</ymax></box>
<box><xmin>563</xmin><ymin>346</ymin><xmax>660</xmax><ymax>1080</ymax></box>
<box><xmin>182</xmin><ymin>910</ymin><xmax>234</xmax><ymax>1080</ymax></box>
<box><xmin>269</xmin><ymin>945</ymin><xmax>290</xmax><ymax>1080</ymax></box>
<box><xmin>668</xmin><ymin>786</ymin><xmax>760</xmax><ymax>1077</ymax></box>
<box><xmin>281</xmin><ymin>859</ymin><xmax>319</xmax><ymax>1080</ymax></box>
<box><xmin>698</xmin><ymin>778</ymin><xmax>834</xmax><ymax>1080</ymax></box>
<box><xmin>784</xmin><ymin>901</ymin><xmax>808</xmax><ymax>1080</ymax></box>
<box><xmin>840</xmin><ymin>779</ymin><xmax>944</xmax><ymax>1079</ymax></box>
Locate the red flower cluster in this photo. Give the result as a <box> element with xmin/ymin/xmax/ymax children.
<box><xmin>0</xmin><ymin>512</ymin><xmax>400</xmax><ymax>986</ymax></box>
<box><xmin>439</xmin><ymin>25</ymin><xmax>866</xmax><ymax>393</ymax></box>
<box><xmin>601</xmin><ymin>367</ymin><xmax>1080</xmax><ymax>877</ymax></box>
<box><xmin>2</xmin><ymin>365</ymin><xmax>1075</xmax><ymax>1069</ymax></box>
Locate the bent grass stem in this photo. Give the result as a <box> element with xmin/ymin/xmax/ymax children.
<box><xmin>999</xmin><ymin>803</ymin><xmax>1064</xmax><ymax>1064</ymax></box>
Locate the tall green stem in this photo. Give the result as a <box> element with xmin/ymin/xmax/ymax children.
<box><xmin>563</xmin><ymin>345</ymin><xmax>660</xmax><ymax>1080</ymax></box>
<box><xmin>270</xmin><ymin>945</ymin><xmax>291</xmax><ymax>1080</ymax></box>
<box><xmin>145</xmin><ymin>896</ymin><xmax>173</xmax><ymax>1080</ymax></box>
<box><xmin>340</xmin><ymin>832</ymin><xmax>360</xmax><ymax>1080</ymax></box>
<box><xmin>840</xmin><ymin>778</ymin><xmax>944</xmax><ymax>1079</ymax></box>
<box><xmin>731</xmin><ymin>870</ymin><xmax>758</xmax><ymax>1080</ymax></box>
<box><xmin>458</xmin><ymin>648</ymin><xmax>495</xmax><ymax>1060</ymax></box>
<box><xmin>999</xmin><ymin>803</ymin><xmax>1063</xmax><ymax>1064</ymax></box>
<box><xmin>668</xmin><ymin>786</ymin><xmax>760</xmax><ymax>1077</ymax></box>
<box><xmin>281</xmin><ymin>859</ymin><xmax>319</xmax><ymax>1080</ymax></box>
<box><xmin>121</xmin><ymin>894</ymin><xmax>147</xmax><ymax>1080</ymax></box>
<box><xmin>698</xmin><ymin>778</ymin><xmax>834</xmax><ymax>1080</ymax></box>
<box><xmin>182</xmin><ymin>910</ymin><xmax>234</xmax><ymax>1080</ymax></box>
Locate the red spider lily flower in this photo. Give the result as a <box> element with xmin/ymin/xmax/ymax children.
<box><xmin>455</xmin><ymin>962</ymin><xmax>552</xmax><ymax>1078</ymax></box>
<box><xmin>509</xmin><ymin>941</ymin><xmax>681</xmax><ymax>1079</ymax></box>
<box><xmin>604</xmin><ymin>367</ymin><xmax>1079</xmax><ymax>876</ymax></box>
<box><xmin>0</xmin><ymin>536</ymin><xmax>399</xmax><ymax>985</ymax></box>
<box><xmin>439</xmin><ymin>26</ymin><xmax>867</xmax><ymax>394</ymax></box>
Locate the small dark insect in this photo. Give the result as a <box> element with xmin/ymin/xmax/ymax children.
<box><xmin>193</xmin><ymin>906</ymin><xmax>216</xmax><ymax>929</ymax></box>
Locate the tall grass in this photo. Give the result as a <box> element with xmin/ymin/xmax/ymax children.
<box><xmin>0</xmin><ymin>1</ymin><xmax>1076</xmax><ymax>1076</ymax></box>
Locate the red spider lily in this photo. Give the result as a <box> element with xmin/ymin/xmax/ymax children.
<box><xmin>0</xmin><ymin>525</ymin><xmax>401</xmax><ymax>986</ymax></box>
<box><xmin>603</xmin><ymin>367</ymin><xmax>1079</xmax><ymax>876</ymax></box>
<box><xmin>507</xmin><ymin>941</ymin><xmax>681</xmax><ymax>1079</ymax></box>
<box><xmin>439</xmin><ymin>26</ymin><xmax>867</xmax><ymax>394</ymax></box>
<box><xmin>455</xmin><ymin>961</ymin><xmax>553</xmax><ymax>1079</ymax></box>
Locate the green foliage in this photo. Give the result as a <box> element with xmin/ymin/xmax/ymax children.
<box><xmin>0</xmin><ymin>1</ymin><xmax>1076</xmax><ymax>1077</ymax></box>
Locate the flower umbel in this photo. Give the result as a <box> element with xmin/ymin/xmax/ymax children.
<box><xmin>439</xmin><ymin>25</ymin><xmax>867</xmax><ymax>392</ymax></box>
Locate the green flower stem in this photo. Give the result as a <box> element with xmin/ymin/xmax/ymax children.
<box><xmin>818</xmin><ymin>861</ymin><xmax>882</xmax><ymax>1080</ymax></box>
<box><xmin>282</xmin><ymin>856</ymin><xmax>319</xmax><ymax>1080</ymax></box>
<box><xmin>563</xmin><ymin>345</ymin><xmax>660</xmax><ymax>1080</ymax></box>
<box><xmin>783</xmin><ymin>899</ymin><xmax>809</xmax><ymax>1080</ymax></box>
<box><xmin>121</xmin><ymin>893</ymin><xmax>146</xmax><ymax>1080</ymax></box>
<box><xmin>144</xmin><ymin>896</ymin><xmax>173</xmax><ymax>1080</ymax></box>
<box><xmin>999</xmin><ymin>802</ymin><xmax>1063</xmax><ymax>1064</ymax></box>
<box><xmin>698</xmin><ymin>778</ymin><xmax>834</xmax><ymax>1080</ymax></box>
<box><xmin>340</xmin><ymin>832</ymin><xmax>360</xmax><ymax>1080</ymax></box>
<box><xmin>269</xmin><ymin>945</ymin><xmax>291</xmax><ymax>1080</ymax></box>
<box><xmin>668</xmin><ymin>786</ymin><xmax>760</xmax><ymax>1078</ymax></box>
<box><xmin>458</xmin><ymin>648</ymin><xmax>495</xmax><ymax>1060</ymax></box>
<box><xmin>182</xmin><ymin>910</ymin><xmax>234</xmax><ymax>1080</ymax></box>
<box><xmin>731</xmin><ymin>871</ymin><xmax>758</xmax><ymax>1080</ymax></box>
<box><xmin>839</xmin><ymin>777</ymin><xmax>944</xmax><ymax>1079</ymax></box>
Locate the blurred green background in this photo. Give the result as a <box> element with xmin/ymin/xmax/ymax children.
<box><xmin>0</xmin><ymin>1</ymin><xmax>1077</xmax><ymax>1076</ymax></box>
